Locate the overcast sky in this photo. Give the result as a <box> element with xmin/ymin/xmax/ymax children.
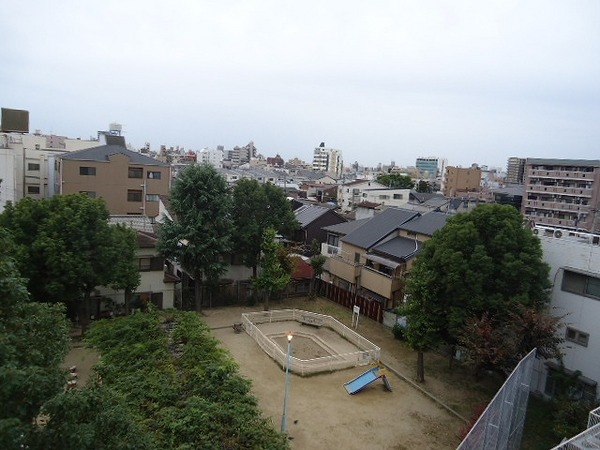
<box><xmin>2</xmin><ymin>1</ymin><xmax>599</xmax><ymax>169</ymax></box>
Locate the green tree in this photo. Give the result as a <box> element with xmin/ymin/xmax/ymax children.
<box><xmin>157</xmin><ymin>164</ymin><xmax>232</xmax><ymax>312</ymax></box>
<box><xmin>376</xmin><ymin>174</ymin><xmax>415</xmax><ymax>189</ymax></box>
<box><xmin>308</xmin><ymin>239</ymin><xmax>326</xmax><ymax>299</ymax></box>
<box><xmin>108</xmin><ymin>225</ymin><xmax>141</xmax><ymax>315</ymax></box>
<box><xmin>254</xmin><ymin>228</ymin><xmax>292</xmax><ymax>310</ymax></box>
<box><xmin>416</xmin><ymin>180</ymin><xmax>432</xmax><ymax>193</ymax></box>
<box><xmin>402</xmin><ymin>204</ymin><xmax>553</xmax><ymax>381</ymax></box>
<box><xmin>0</xmin><ymin>195</ymin><xmax>136</xmax><ymax>328</ymax></box>
<box><xmin>0</xmin><ymin>229</ymin><xmax>70</xmax><ymax>449</ymax></box>
<box><xmin>231</xmin><ymin>179</ymin><xmax>298</xmax><ymax>278</ymax></box>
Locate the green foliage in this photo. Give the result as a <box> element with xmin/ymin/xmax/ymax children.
<box><xmin>0</xmin><ymin>229</ymin><xmax>70</xmax><ymax>450</ymax></box>
<box><xmin>416</xmin><ymin>180</ymin><xmax>432</xmax><ymax>193</ymax></box>
<box><xmin>376</xmin><ymin>173</ymin><xmax>415</xmax><ymax>189</ymax></box>
<box><xmin>231</xmin><ymin>179</ymin><xmax>299</xmax><ymax>275</ymax></box>
<box><xmin>0</xmin><ymin>195</ymin><xmax>138</xmax><ymax>313</ymax></box>
<box><xmin>71</xmin><ymin>311</ymin><xmax>288</xmax><ymax>449</ymax></box>
<box><xmin>157</xmin><ymin>164</ymin><xmax>232</xmax><ymax>310</ymax></box>
<box><xmin>403</xmin><ymin>204</ymin><xmax>554</xmax><ymax>380</ymax></box>
<box><xmin>392</xmin><ymin>323</ymin><xmax>405</xmax><ymax>340</ymax></box>
<box><xmin>254</xmin><ymin>229</ymin><xmax>292</xmax><ymax>310</ymax></box>
<box><xmin>551</xmin><ymin>398</ymin><xmax>596</xmax><ymax>441</ymax></box>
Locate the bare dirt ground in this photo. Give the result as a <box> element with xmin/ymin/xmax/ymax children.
<box><xmin>62</xmin><ymin>295</ymin><xmax>499</xmax><ymax>449</ymax></box>
<box><xmin>203</xmin><ymin>297</ymin><xmax>498</xmax><ymax>450</ymax></box>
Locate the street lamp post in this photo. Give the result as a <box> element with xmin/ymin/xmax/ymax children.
<box><xmin>281</xmin><ymin>332</ymin><xmax>293</xmax><ymax>433</ymax></box>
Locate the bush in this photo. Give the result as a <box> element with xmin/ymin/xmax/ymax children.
<box><xmin>392</xmin><ymin>323</ymin><xmax>406</xmax><ymax>340</ymax></box>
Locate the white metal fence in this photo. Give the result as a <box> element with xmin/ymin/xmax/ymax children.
<box><xmin>457</xmin><ymin>348</ymin><xmax>537</xmax><ymax>450</ymax></box>
<box><xmin>241</xmin><ymin>309</ymin><xmax>381</xmax><ymax>376</ymax></box>
<box><xmin>551</xmin><ymin>406</ymin><xmax>600</xmax><ymax>449</ymax></box>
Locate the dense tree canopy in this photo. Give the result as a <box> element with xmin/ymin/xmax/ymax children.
<box><xmin>402</xmin><ymin>204</ymin><xmax>557</xmax><ymax>381</ymax></box>
<box><xmin>231</xmin><ymin>179</ymin><xmax>298</xmax><ymax>278</ymax></box>
<box><xmin>376</xmin><ymin>174</ymin><xmax>415</xmax><ymax>189</ymax></box>
<box><xmin>158</xmin><ymin>164</ymin><xmax>232</xmax><ymax>311</ymax></box>
<box><xmin>0</xmin><ymin>195</ymin><xmax>139</xmax><ymax>324</ymax></box>
<box><xmin>0</xmin><ymin>229</ymin><xmax>70</xmax><ymax>449</ymax></box>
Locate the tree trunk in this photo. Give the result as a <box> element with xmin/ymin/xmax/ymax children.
<box><xmin>416</xmin><ymin>350</ymin><xmax>425</xmax><ymax>383</ymax></box>
<box><xmin>195</xmin><ymin>271</ymin><xmax>203</xmax><ymax>313</ymax></box>
<box><xmin>252</xmin><ymin>265</ymin><xmax>257</xmax><ymax>279</ymax></box>
<box><xmin>80</xmin><ymin>290</ymin><xmax>92</xmax><ymax>337</ymax></box>
<box><xmin>263</xmin><ymin>288</ymin><xmax>271</xmax><ymax>311</ymax></box>
<box><xmin>309</xmin><ymin>276</ymin><xmax>315</xmax><ymax>299</ymax></box>
<box><xmin>124</xmin><ymin>286</ymin><xmax>131</xmax><ymax>315</ymax></box>
<box><xmin>448</xmin><ymin>344</ymin><xmax>456</xmax><ymax>369</ymax></box>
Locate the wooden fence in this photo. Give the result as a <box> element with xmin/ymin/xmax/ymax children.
<box><xmin>315</xmin><ymin>279</ymin><xmax>384</xmax><ymax>323</ymax></box>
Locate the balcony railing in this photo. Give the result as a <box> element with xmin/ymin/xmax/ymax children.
<box><xmin>527</xmin><ymin>169</ymin><xmax>596</xmax><ymax>180</ymax></box>
<box><xmin>526</xmin><ymin>185</ymin><xmax>593</xmax><ymax>197</ymax></box>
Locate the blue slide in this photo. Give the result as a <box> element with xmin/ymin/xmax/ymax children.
<box><xmin>344</xmin><ymin>366</ymin><xmax>392</xmax><ymax>395</ymax></box>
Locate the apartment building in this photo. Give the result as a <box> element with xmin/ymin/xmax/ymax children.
<box><xmin>58</xmin><ymin>144</ymin><xmax>171</xmax><ymax>218</ymax></box>
<box><xmin>532</xmin><ymin>227</ymin><xmax>600</xmax><ymax>401</ymax></box>
<box><xmin>506</xmin><ymin>157</ymin><xmax>526</xmax><ymax>185</ymax></box>
<box><xmin>442</xmin><ymin>166</ymin><xmax>482</xmax><ymax>197</ymax></box>
<box><xmin>0</xmin><ymin>132</ymin><xmax>101</xmax><ymax>211</ymax></box>
<box><xmin>521</xmin><ymin>158</ymin><xmax>600</xmax><ymax>233</ymax></box>
<box><xmin>312</xmin><ymin>143</ymin><xmax>343</xmax><ymax>177</ymax></box>
<box><xmin>337</xmin><ymin>179</ymin><xmax>386</xmax><ymax>212</ymax></box>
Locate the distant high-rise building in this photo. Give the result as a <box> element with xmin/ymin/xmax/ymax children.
<box><xmin>522</xmin><ymin>158</ymin><xmax>600</xmax><ymax>233</ymax></box>
<box><xmin>198</xmin><ymin>147</ymin><xmax>223</xmax><ymax>168</ymax></box>
<box><xmin>312</xmin><ymin>142</ymin><xmax>343</xmax><ymax>177</ymax></box>
<box><xmin>506</xmin><ymin>157</ymin><xmax>526</xmax><ymax>184</ymax></box>
<box><xmin>416</xmin><ymin>156</ymin><xmax>447</xmax><ymax>179</ymax></box>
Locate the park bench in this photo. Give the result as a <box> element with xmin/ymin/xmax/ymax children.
<box><xmin>300</xmin><ymin>315</ymin><xmax>323</xmax><ymax>328</ymax></box>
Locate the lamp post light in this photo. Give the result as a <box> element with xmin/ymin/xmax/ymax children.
<box><xmin>281</xmin><ymin>331</ymin><xmax>293</xmax><ymax>433</ymax></box>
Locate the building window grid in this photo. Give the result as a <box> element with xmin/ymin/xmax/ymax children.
<box><xmin>80</xmin><ymin>167</ymin><xmax>96</xmax><ymax>176</ymax></box>
<box><xmin>128</xmin><ymin>167</ymin><xmax>143</xmax><ymax>178</ymax></box>
<box><xmin>565</xmin><ymin>327</ymin><xmax>589</xmax><ymax>347</ymax></box>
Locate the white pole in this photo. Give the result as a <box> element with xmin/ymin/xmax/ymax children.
<box><xmin>281</xmin><ymin>332</ymin><xmax>293</xmax><ymax>433</ymax></box>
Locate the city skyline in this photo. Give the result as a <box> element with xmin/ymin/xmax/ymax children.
<box><xmin>2</xmin><ymin>1</ymin><xmax>598</xmax><ymax>169</ymax></box>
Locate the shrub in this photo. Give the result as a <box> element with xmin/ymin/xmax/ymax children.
<box><xmin>392</xmin><ymin>323</ymin><xmax>406</xmax><ymax>340</ymax></box>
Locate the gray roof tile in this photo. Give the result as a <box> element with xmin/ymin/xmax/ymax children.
<box><xmin>60</xmin><ymin>145</ymin><xmax>168</xmax><ymax>166</ymax></box>
<box><xmin>370</xmin><ymin>236</ymin><xmax>422</xmax><ymax>260</ymax></box>
<box><xmin>341</xmin><ymin>208</ymin><xmax>419</xmax><ymax>249</ymax></box>
<box><xmin>399</xmin><ymin>211</ymin><xmax>449</xmax><ymax>236</ymax></box>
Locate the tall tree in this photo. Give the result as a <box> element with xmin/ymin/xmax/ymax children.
<box><xmin>308</xmin><ymin>239</ymin><xmax>326</xmax><ymax>299</ymax></box>
<box><xmin>108</xmin><ymin>225</ymin><xmax>141</xmax><ymax>315</ymax></box>
<box><xmin>0</xmin><ymin>229</ymin><xmax>70</xmax><ymax>449</ymax></box>
<box><xmin>402</xmin><ymin>204</ymin><xmax>553</xmax><ymax>381</ymax></box>
<box><xmin>231</xmin><ymin>180</ymin><xmax>298</xmax><ymax>278</ymax></box>
<box><xmin>376</xmin><ymin>174</ymin><xmax>415</xmax><ymax>189</ymax></box>
<box><xmin>0</xmin><ymin>195</ymin><xmax>136</xmax><ymax>328</ymax></box>
<box><xmin>157</xmin><ymin>164</ymin><xmax>232</xmax><ymax>312</ymax></box>
<box><xmin>254</xmin><ymin>228</ymin><xmax>292</xmax><ymax>310</ymax></box>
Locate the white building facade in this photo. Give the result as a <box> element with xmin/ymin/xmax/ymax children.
<box><xmin>312</xmin><ymin>144</ymin><xmax>343</xmax><ymax>177</ymax></box>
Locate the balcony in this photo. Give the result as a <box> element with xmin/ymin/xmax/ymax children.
<box><xmin>327</xmin><ymin>256</ymin><xmax>360</xmax><ymax>283</ymax></box>
<box><xmin>321</xmin><ymin>243</ymin><xmax>340</xmax><ymax>256</ymax></box>
<box><xmin>527</xmin><ymin>169</ymin><xmax>596</xmax><ymax>181</ymax></box>
<box><xmin>524</xmin><ymin>200</ymin><xmax>590</xmax><ymax>213</ymax></box>
<box><xmin>526</xmin><ymin>185</ymin><xmax>593</xmax><ymax>197</ymax></box>
<box><xmin>361</xmin><ymin>266</ymin><xmax>403</xmax><ymax>299</ymax></box>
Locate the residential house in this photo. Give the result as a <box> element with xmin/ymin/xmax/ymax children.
<box><xmin>337</xmin><ymin>179</ymin><xmax>386</xmax><ymax>212</ymax></box>
<box><xmin>95</xmin><ymin>229</ymin><xmax>179</xmax><ymax>315</ymax></box>
<box><xmin>57</xmin><ymin>144</ymin><xmax>171</xmax><ymax>218</ymax></box>
<box><xmin>292</xmin><ymin>203</ymin><xmax>347</xmax><ymax>250</ymax></box>
<box><xmin>323</xmin><ymin>209</ymin><xmax>449</xmax><ymax>308</ymax></box>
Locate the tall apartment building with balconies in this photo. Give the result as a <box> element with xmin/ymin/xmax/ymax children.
<box><xmin>522</xmin><ymin>158</ymin><xmax>600</xmax><ymax>233</ymax></box>
<box><xmin>506</xmin><ymin>157</ymin><xmax>526</xmax><ymax>185</ymax></box>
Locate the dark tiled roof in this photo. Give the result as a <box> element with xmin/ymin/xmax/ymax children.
<box><xmin>137</xmin><ymin>231</ymin><xmax>159</xmax><ymax>248</ymax></box>
<box><xmin>357</xmin><ymin>201</ymin><xmax>381</xmax><ymax>209</ymax></box>
<box><xmin>295</xmin><ymin>204</ymin><xmax>343</xmax><ymax>227</ymax></box>
<box><xmin>526</xmin><ymin>158</ymin><xmax>600</xmax><ymax>167</ymax></box>
<box><xmin>341</xmin><ymin>208</ymin><xmax>419</xmax><ymax>249</ymax></box>
<box><xmin>399</xmin><ymin>211</ymin><xmax>449</xmax><ymax>236</ymax></box>
<box><xmin>370</xmin><ymin>236</ymin><xmax>422</xmax><ymax>260</ymax></box>
<box><xmin>322</xmin><ymin>218</ymin><xmax>370</xmax><ymax>236</ymax></box>
<box><xmin>60</xmin><ymin>144</ymin><xmax>168</xmax><ymax>166</ymax></box>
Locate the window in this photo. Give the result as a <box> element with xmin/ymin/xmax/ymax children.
<box><xmin>128</xmin><ymin>167</ymin><xmax>143</xmax><ymax>178</ymax></box>
<box><xmin>80</xmin><ymin>191</ymin><xmax>96</xmax><ymax>198</ymax></box>
<box><xmin>354</xmin><ymin>252</ymin><xmax>360</xmax><ymax>264</ymax></box>
<box><xmin>562</xmin><ymin>270</ymin><xmax>600</xmax><ymax>299</ymax></box>
<box><xmin>138</xmin><ymin>257</ymin><xmax>164</xmax><ymax>271</ymax></box>
<box><xmin>27</xmin><ymin>185</ymin><xmax>40</xmax><ymax>194</ymax></box>
<box><xmin>393</xmin><ymin>194</ymin><xmax>403</xmax><ymax>200</ymax></box>
<box><xmin>379</xmin><ymin>195</ymin><xmax>390</xmax><ymax>200</ymax></box>
<box><xmin>127</xmin><ymin>190</ymin><xmax>143</xmax><ymax>202</ymax></box>
<box><xmin>327</xmin><ymin>234</ymin><xmax>339</xmax><ymax>247</ymax></box>
<box><xmin>565</xmin><ymin>327</ymin><xmax>589</xmax><ymax>347</ymax></box>
<box><xmin>145</xmin><ymin>194</ymin><xmax>160</xmax><ymax>202</ymax></box>
<box><xmin>28</xmin><ymin>163</ymin><xmax>40</xmax><ymax>171</ymax></box>
<box><xmin>147</xmin><ymin>171</ymin><xmax>161</xmax><ymax>180</ymax></box>
<box><xmin>80</xmin><ymin>166</ymin><xmax>96</xmax><ymax>176</ymax></box>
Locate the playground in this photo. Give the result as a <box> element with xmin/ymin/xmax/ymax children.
<box><xmin>205</xmin><ymin>303</ymin><xmax>464</xmax><ymax>450</ymax></box>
